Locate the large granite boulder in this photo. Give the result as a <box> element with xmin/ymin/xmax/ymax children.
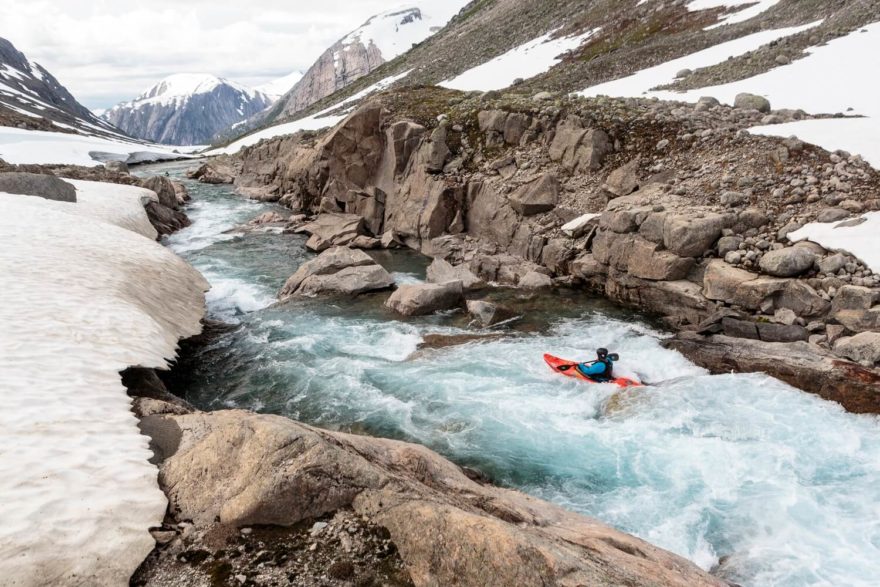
<box><xmin>759</xmin><ymin>246</ymin><xmax>816</xmax><ymax>277</ymax></box>
<box><xmin>140</xmin><ymin>175</ymin><xmax>180</xmax><ymax>210</ymax></box>
<box><xmin>834</xmin><ymin>332</ymin><xmax>880</xmax><ymax>366</ymax></box>
<box><xmin>279</xmin><ymin>247</ymin><xmax>393</xmax><ymax>298</ymax></box>
<box><xmin>548</xmin><ymin>116</ymin><xmax>612</xmax><ymax>172</ymax></box>
<box><xmin>187</xmin><ymin>162</ymin><xmax>233</xmax><ymax>184</ymax></box>
<box><xmin>0</xmin><ymin>172</ymin><xmax>76</xmax><ymax>202</ymax></box>
<box><xmin>426</xmin><ymin>258</ymin><xmax>486</xmax><ymax>290</ymax></box>
<box><xmin>602</xmin><ymin>158</ymin><xmax>640</xmax><ymax>198</ymax></box>
<box><xmin>508</xmin><ymin>173</ymin><xmax>559</xmax><ymax>216</ymax></box>
<box><xmin>297</xmin><ymin>213</ymin><xmax>366</xmax><ymax>252</ymax></box>
<box><xmin>146</xmin><ymin>410</ymin><xmax>725</xmax><ymax>587</ymax></box>
<box><xmin>385</xmin><ymin>281</ymin><xmax>464</xmax><ymax>316</ymax></box>
<box><xmin>466</xmin><ymin>300</ymin><xmax>518</xmax><ymax>327</ymax></box>
<box><xmin>703</xmin><ymin>260</ymin><xmax>758</xmax><ymax>303</ymax></box>
<box><xmin>662</xmin><ymin>213</ymin><xmax>726</xmax><ymax>257</ymax></box>
<box><xmin>734</xmin><ymin>93</ymin><xmax>771</xmax><ymax>113</ymax></box>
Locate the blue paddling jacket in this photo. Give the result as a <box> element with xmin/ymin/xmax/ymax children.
<box><xmin>578</xmin><ymin>356</ymin><xmax>615</xmax><ymax>381</ymax></box>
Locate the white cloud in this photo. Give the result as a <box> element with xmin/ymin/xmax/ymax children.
<box><xmin>1</xmin><ymin>0</ymin><xmax>417</xmax><ymax>108</ymax></box>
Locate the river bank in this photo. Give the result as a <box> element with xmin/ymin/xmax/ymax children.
<box><xmin>132</xmin><ymin>161</ymin><xmax>880</xmax><ymax>587</ymax></box>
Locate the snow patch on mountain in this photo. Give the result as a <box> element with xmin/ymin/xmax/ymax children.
<box><xmin>441</xmin><ymin>28</ymin><xmax>599</xmax><ymax>92</ymax></box>
<box><xmin>689</xmin><ymin>0</ymin><xmax>782</xmax><ymax>29</ymax></box>
<box><xmin>256</xmin><ymin>71</ymin><xmax>305</xmax><ymax>99</ymax></box>
<box><xmin>344</xmin><ymin>1</ymin><xmax>470</xmax><ymax>62</ymax></box>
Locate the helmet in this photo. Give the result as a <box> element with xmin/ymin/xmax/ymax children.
<box><xmin>597</xmin><ymin>348</ymin><xmax>609</xmax><ymax>358</ymax></box>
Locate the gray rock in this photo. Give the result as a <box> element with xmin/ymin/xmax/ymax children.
<box><xmin>818</xmin><ymin>253</ymin><xmax>848</xmax><ymax>275</ymax></box>
<box><xmin>717</xmin><ymin>235</ymin><xmax>744</xmax><ymax>257</ymax></box>
<box><xmin>694</xmin><ymin>96</ymin><xmax>720</xmax><ymax>112</ymax></box>
<box><xmin>815</xmin><ymin>207</ymin><xmax>850</xmax><ymax>223</ymax></box>
<box><xmin>756</xmin><ymin>322</ymin><xmax>808</xmax><ymax>343</ymax></box>
<box><xmin>385</xmin><ymin>281</ymin><xmax>463</xmax><ymax>316</ymax></box>
<box><xmin>627</xmin><ymin>237</ymin><xmax>694</xmax><ymax>281</ymax></box>
<box><xmin>0</xmin><ymin>172</ymin><xmax>76</xmax><ymax>202</ymax></box>
<box><xmin>466</xmin><ymin>300</ymin><xmax>518</xmax><ymax>327</ymax></box>
<box><xmin>105</xmin><ymin>161</ymin><xmax>129</xmax><ymax>173</ymax></box>
<box><xmin>703</xmin><ymin>260</ymin><xmax>758</xmax><ymax>303</ymax></box>
<box><xmin>426</xmin><ymin>258</ymin><xmax>486</xmax><ymax>291</ymax></box>
<box><xmin>519</xmin><ymin>271</ymin><xmax>553</xmax><ymax>289</ymax></box>
<box><xmin>834</xmin><ymin>332</ymin><xmax>880</xmax><ymax>366</ymax></box>
<box><xmin>508</xmin><ymin>173</ymin><xmax>559</xmax><ymax>216</ymax></box>
<box><xmin>298</xmin><ymin>213</ymin><xmax>365</xmax><ymax>251</ymax></box>
<box><xmin>720</xmin><ymin>191</ymin><xmax>747</xmax><ymax>207</ymax></box>
<box><xmin>603</xmin><ymin>159</ymin><xmax>640</xmax><ymax>197</ymax></box>
<box><xmin>548</xmin><ymin>116</ymin><xmax>612</xmax><ymax>172</ymax></box>
<box><xmin>141</xmin><ymin>175</ymin><xmax>180</xmax><ymax>209</ymax></box>
<box><xmin>734</xmin><ymin>93</ymin><xmax>771</xmax><ymax>113</ymax></box>
<box><xmin>759</xmin><ymin>247</ymin><xmax>816</xmax><ymax>277</ymax></box>
<box><xmin>279</xmin><ymin>247</ymin><xmax>392</xmax><ymax>298</ymax></box>
<box><xmin>663</xmin><ymin>213</ymin><xmax>725</xmax><ymax>257</ymax></box>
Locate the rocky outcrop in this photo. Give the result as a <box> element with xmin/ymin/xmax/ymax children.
<box><xmin>385</xmin><ymin>281</ymin><xmax>463</xmax><ymax>316</ymax></box>
<box><xmin>0</xmin><ymin>172</ymin><xmax>76</xmax><ymax>202</ymax></box>
<box><xmin>666</xmin><ymin>332</ymin><xmax>880</xmax><ymax>414</ymax></box>
<box><xmin>139</xmin><ymin>406</ymin><xmax>724</xmax><ymax>587</ymax></box>
<box><xmin>187</xmin><ymin>162</ymin><xmax>234</xmax><ymax>184</ymax></box>
<box><xmin>296</xmin><ymin>213</ymin><xmax>366</xmax><ymax>252</ymax></box>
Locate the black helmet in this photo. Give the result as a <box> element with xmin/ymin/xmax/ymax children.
<box><xmin>597</xmin><ymin>348</ymin><xmax>609</xmax><ymax>358</ymax></box>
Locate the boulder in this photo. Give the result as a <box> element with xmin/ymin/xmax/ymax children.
<box><xmin>733</xmin><ymin>93</ymin><xmax>771</xmax><ymax>113</ymax></box>
<box><xmin>503</xmin><ymin>113</ymin><xmax>530</xmax><ymax>145</ymax></box>
<box><xmin>627</xmin><ymin>238</ymin><xmax>694</xmax><ymax>281</ymax></box>
<box><xmin>759</xmin><ymin>247</ymin><xmax>816</xmax><ymax>277</ymax></box>
<box><xmin>834</xmin><ymin>332</ymin><xmax>880</xmax><ymax>366</ymax></box>
<box><xmin>818</xmin><ymin>253</ymin><xmax>848</xmax><ymax>275</ymax></box>
<box><xmin>756</xmin><ymin>322</ymin><xmax>809</xmax><ymax>343</ymax></box>
<box><xmin>148</xmin><ymin>410</ymin><xmax>725</xmax><ymax>587</ymax></box>
<box><xmin>815</xmin><ymin>207</ymin><xmax>850</xmax><ymax>223</ymax></box>
<box><xmin>775</xmin><ymin>281</ymin><xmax>830</xmax><ymax>317</ymax></box>
<box><xmin>279</xmin><ymin>247</ymin><xmax>393</xmax><ymax>298</ymax></box>
<box><xmin>720</xmin><ymin>191</ymin><xmax>747</xmax><ymax>207</ymax></box>
<box><xmin>548</xmin><ymin>116</ymin><xmax>612</xmax><ymax>172</ymax></box>
<box><xmin>466</xmin><ymin>300</ymin><xmax>518</xmax><ymax>327</ymax></box>
<box><xmin>717</xmin><ymin>235</ymin><xmax>744</xmax><ymax>257</ymax></box>
<box><xmin>0</xmin><ymin>172</ymin><xmax>76</xmax><ymax>202</ymax></box>
<box><xmin>518</xmin><ymin>271</ymin><xmax>553</xmax><ymax>289</ymax></box>
<box><xmin>602</xmin><ymin>159</ymin><xmax>640</xmax><ymax>197</ymax></box>
<box><xmin>703</xmin><ymin>260</ymin><xmax>758</xmax><ymax>303</ymax></box>
<box><xmin>477</xmin><ymin>110</ymin><xmax>507</xmax><ymax>133</ymax></box>
<box><xmin>733</xmin><ymin>277</ymin><xmax>789</xmax><ymax>311</ymax></box>
<box><xmin>385</xmin><ymin>282</ymin><xmax>464</xmax><ymax>316</ymax></box>
<box><xmin>426</xmin><ymin>258</ymin><xmax>486</xmax><ymax>290</ymax></box>
<box><xmin>662</xmin><ymin>214</ymin><xmax>725</xmax><ymax>257</ymax></box>
<box><xmin>540</xmin><ymin>238</ymin><xmax>574</xmax><ymax>274</ymax></box>
<box><xmin>298</xmin><ymin>213</ymin><xmax>365</xmax><ymax>251</ymax></box>
<box><xmin>570</xmin><ymin>254</ymin><xmax>607</xmax><ymax>279</ymax></box>
<box><xmin>508</xmin><ymin>174</ymin><xmax>559</xmax><ymax>216</ymax></box>
<box><xmin>831</xmin><ymin>285</ymin><xmax>877</xmax><ymax>313</ymax></box>
<box><xmin>140</xmin><ymin>176</ymin><xmax>180</xmax><ymax>209</ymax></box>
<box><xmin>187</xmin><ymin>162</ymin><xmax>233</xmax><ymax>184</ymax></box>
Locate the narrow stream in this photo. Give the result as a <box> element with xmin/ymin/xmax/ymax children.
<box><xmin>139</xmin><ymin>161</ymin><xmax>880</xmax><ymax>587</ymax></box>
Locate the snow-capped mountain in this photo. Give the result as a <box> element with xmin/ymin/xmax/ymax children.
<box><xmin>273</xmin><ymin>1</ymin><xmax>470</xmax><ymax>120</ymax></box>
<box><xmin>0</xmin><ymin>36</ymin><xmax>121</xmax><ymax>138</ymax></box>
<box><xmin>256</xmin><ymin>71</ymin><xmax>305</xmax><ymax>100</ymax></box>
<box><xmin>102</xmin><ymin>74</ymin><xmax>274</xmax><ymax>145</ymax></box>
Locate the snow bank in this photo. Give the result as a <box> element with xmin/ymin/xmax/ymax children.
<box><xmin>441</xmin><ymin>29</ymin><xmax>599</xmax><ymax>92</ymax></box>
<box><xmin>0</xmin><ymin>181</ymin><xmax>208</xmax><ymax>585</ymax></box>
<box><xmin>579</xmin><ymin>22</ymin><xmax>820</xmax><ymax>99</ymax></box>
<box><xmin>789</xmin><ymin>211</ymin><xmax>880</xmax><ymax>274</ymax></box>
<box><xmin>0</xmin><ymin>126</ymin><xmax>190</xmax><ymax>167</ymax></box>
<box><xmin>212</xmin><ymin>70</ymin><xmax>412</xmax><ymax>156</ymax></box>
<box><xmin>580</xmin><ymin>20</ymin><xmax>880</xmax><ymax>170</ymax></box>
<box><xmin>689</xmin><ymin>0</ymin><xmax>781</xmax><ymax>29</ymax></box>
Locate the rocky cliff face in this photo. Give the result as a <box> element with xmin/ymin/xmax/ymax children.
<box><xmin>103</xmin><ymin>74</ymin><xmax>273</xmax><ymax>145</ymax></box>
<box><xmin>232</xmin><ymin>87</ymin><xmax>880</xmax><ymax>411</ymax></box>
<box><xmin>0</xmin><ymin>36</ymin><xmax>122</xmax><ymax>136</ymax></box>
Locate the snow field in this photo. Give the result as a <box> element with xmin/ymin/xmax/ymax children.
<box><xmin>0</xmin><ymin>180</ymin><xmax>208</xmax><ymax>585</ymax></box>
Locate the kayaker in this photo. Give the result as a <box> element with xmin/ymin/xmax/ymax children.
<box><xmin>577</xmin><ymin>348</ymin><xmax>619</xmax><ymax>382</ymax></box>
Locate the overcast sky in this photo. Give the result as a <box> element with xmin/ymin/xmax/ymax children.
<box><xmin>1</xmin><ymin>0</ymin><xmax>414</xmax><ymax>109</ymax></box>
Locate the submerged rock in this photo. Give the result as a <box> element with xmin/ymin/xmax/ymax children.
<box><xmin>466</xmin><ymin>300</ymin><xmax>518</xmax><ymax>327</ymax></box>
<box><xmin>385</xmin><ymin>281</ymin><xmax>463</xmax><ymax>316</ymax></box>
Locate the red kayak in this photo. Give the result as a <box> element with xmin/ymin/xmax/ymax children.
<box><xmin>543</xmin><ymin>354</ymin><xmax>644</xmax><ymax>388</ymax></box>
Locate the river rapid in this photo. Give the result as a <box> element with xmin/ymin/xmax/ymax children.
<box><xmin>139</xmin><ymin>161</ymin><xmax>880</xmax><ymax>587</ymax></box>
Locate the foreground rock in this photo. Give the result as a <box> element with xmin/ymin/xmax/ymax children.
<box><xmin>666</xmin><ymin>332</ymin><xmax>880</xmax><ymax>414</ymax></box>
<box><xmin>0</xmin><ymin>172</ymin><xmax>76</xmax><ymax>202</ymax></box>
<box><xmin>385</xmin><ymin>282</ymin><xmax>463</xmax><ymax>316</ymax></box>
<box><xmin>279</xmin><ymin>246</ymin><xmax>394</xmax><ymax>298</ymax></box>
<box><xmin>139</xmin><ymin>407</ymin><xmax>724</xmax><ymax>587</ymax></box>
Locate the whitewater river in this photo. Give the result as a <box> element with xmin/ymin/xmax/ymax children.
<box><xmin>140</xmin><ymin>161</ymin><xmax>880</xmax><ymax>587</ymax></box>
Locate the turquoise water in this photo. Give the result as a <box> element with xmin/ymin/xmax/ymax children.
<box><xmin>140</xmin><ymin>161</ymin><xmax>880</xmax><ymax>587</ymax></box>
